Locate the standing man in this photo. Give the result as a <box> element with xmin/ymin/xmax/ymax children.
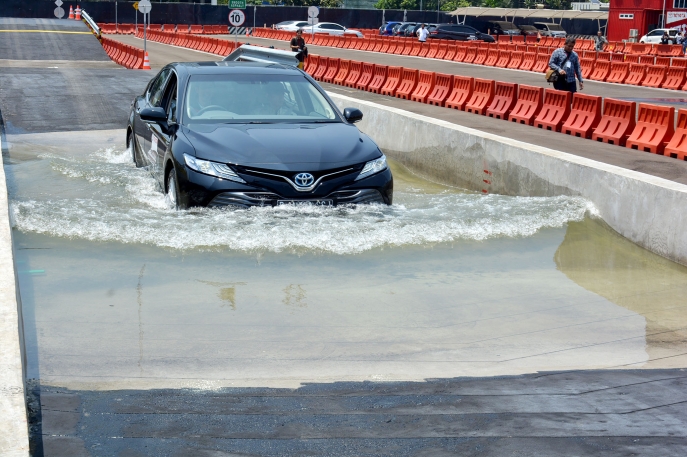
<box><xmin>290</xmin><ymin>28</ymin><xmax>307</xmax><ymax>70</ymax></box>
<box><xmin>594</xmin><ymin>31</ymin><xmax>608</xmax><ymax>51</ymax></box>
<box><xmin>417</xmin><ymin>24</ymin><xmax>429</xmax><ymax>43</ymax></box>
<box><xmin>548</xmin><ymin>37</ymin><xmax>584</xmax><ymax>94</ymax></box>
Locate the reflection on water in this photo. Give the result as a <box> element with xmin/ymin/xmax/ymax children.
<box><xmin>555</xmin><ymin>219</ymin><xmax>687</xmax><ymax>368</ymax></box>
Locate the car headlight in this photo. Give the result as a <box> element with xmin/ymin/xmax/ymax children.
<box><xmin>355</xmin><ymin>155</ymin><xmax>387</xmax><ymax>181</ymax></box>
<box><xmin>183</xmin><ymin>153</ymin><xmax>246</xmax><ymax>183</ymax></box>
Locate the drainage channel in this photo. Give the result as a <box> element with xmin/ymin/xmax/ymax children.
<box><xmin>3</xmin><ymin>128</ymin><xmax>686</xmax><ymax>393</ymax></box>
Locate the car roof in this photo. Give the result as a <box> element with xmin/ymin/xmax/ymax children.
<box><xmin>170</xmin><ymin>61</ymin><xmax>302</xmax><ymax>76</ymax></box>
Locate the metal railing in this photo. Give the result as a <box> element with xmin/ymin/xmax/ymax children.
<box><xmin>223</xmin><ymin>45</ymin><xmax>299</xmax><ymax>67</ymax></box>
<box><xmin>81</xmin><ymin>9</ymin><xmax>101</xmax><ymax>37</ymax></box>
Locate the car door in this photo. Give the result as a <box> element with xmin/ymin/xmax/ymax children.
<box><xmin>148</xmin><ymin>71</ymin><xmax>178</xmax><ymax>184</ymax></box>
<box><xmin>141</xmin><ymin>67</ymin><xmax>171</xmax><ymax>170</ymax></box>
<box><xmin>645</xmin><ymin>29</ymin><xmax>663</xmax><ymax>43</ymax></box>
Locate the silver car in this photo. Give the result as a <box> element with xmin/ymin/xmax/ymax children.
<box><xmin>300</xmin><ymin>22</ymin><xmax>364</xmax><ymax>38</ymax></box>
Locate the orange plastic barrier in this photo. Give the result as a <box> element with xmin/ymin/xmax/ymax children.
<box><xmin>343</xmin><ymin>60</ymin><xmax>362</xmax><ymax>87</ymax></box>
<box><xmin>426</xmin><ymin>73</ymin><xmax>453</xmax><ymax>107</ymax></box>
<box><xmin>519</xmin><ymin>52</ymin><xmax>536</xmax><ymax>71</ymax></box>
<box><xmin>445</xmin><ymin>76</ymin><xmax>474</xmax><ymax>110</ymax></box>
<box><xmin>473</xmin><ymin>48</ymin><xmax>488</xmax><ymax>65</ymax></box>
<box><xmin>655</xmin><ymin>57</ymin><xmax>671</xmax><ymax>67</ymax></box>
<box><xmin>484</xmin><ymin>49</ymin><xmax>498</xmax><ymax>66</ymax></box>
<box><xmin>597</xmin><ymin>52</ymin><xmax>610</xmax><ymax>61</ymax></box>
<box><xmin>313</xmin><ymin>56</ymin><xmax>328</xmax><ymax>81</ymax></box>
<box><xmin>625</xmin><ymin>63</ymin><xmax>646</xmax><ymax>85</ymax></box>
<box><xmin>673</xmin><ymin>58</ymin><xmax>687</xmax><ymax>68</ymax></box>
<box><xmin>532</xmin><ymin>53</ymin><xmax>550</xmax><ymax>73</ymax></box>
<box><xmin>561</xmin><ymin>94</ymin><xmax>602</xmax><ymax>139</ymax></box>
<box><xmin>606</xmin><ymin>62</ymin><xmax>629</xmax><ymax>84</ymax></box>
<box><xmin>395</xmin><ymin>68</ymin><xmax>419</xmax><ymax>100</ymax></box>
<box><xmin>380</xmin><ymin>66</ymin><xmax>402</xmax><ymax>96</ymax></box>
<box><xmin>367</xmin><ymin>65</ymin><xmax>388</xmax><ymax>93</ymax></box>
<box><xmin>589</xmin><ymin>60</ymin><xmax>610</xmax><ymax>82</ymax></box>
<box><xmin>627</xmin><ymin>43</ymin><xmax>650</xmax><ymax>55</ymax></box>
<box><xmin>624</xmin><ymin>55</ymin><xmax>640</xmax><ymax>64</ymax></box>
<box><xmin>463</xmin><ymin>47</ymin><xmax>476</xmax><ymax>63</ymax></box>
<box><xmin>486</xmin><ymin>82</ymin><xmax>518</xmax><ymax>120</ymax></box>
<box><xmin>355</xmin><ymin>62</ymin><xmax>375</xmax><ymax>91</ymax></box>
<box><xmin>444</xmin><ymin>45</ymin><xmax>457</xmax><ymax>61</ymax></box>
<box><xmin>333</xmin><ymin>59</ymin><xmax>350</xmax><ymax>85</ymax></box>
<box><xmin>534</xmin><ymin>89</ymin><xmax>572</xmax><ymax>132</ymax></box>
<box><xmin>465</xmin><ymin>78</ymin><xmax>495</xmax><ymax>115</ymax></box>
<box><xmin>507</xmin><ymin>51</ymin><xmax>523</xmax><ymax>69</ymax></box>
<box><xmin>592</xmin><ymin>99</ymin><xmax>636</xmax><ymax>146</ymax></box>
<box><xmin>322</xmin><ymin>58</ymin><xmax>340</xmax><ymax>83</ymax></box>
<box><xmin>639</xmin><ymin>55</ymin><xmax>655</xmax><ymax>65</ymax></box>
<box><xmin>665</xmin><ymin>109</ymin><xmax>687</xmax><ymax>160</ymax></box>
<box><xmin>436</xmin><ymin>43</ymin><xmax>448</xmax><ymax>60</ymax></box>
<box><xmin>495</xmin><ymin>50</ymin><xmax>511</xmax><ymax>68</ymax></box>
<box><xmin>304</xmin><ymin>55</ymin><xmax>319</xmax><ymax>75</ymax></box>
<box><xmin>409</xmin><ymin>71</ymin><xmax>436</xmax><ymax>103</ymax></box>
<box><xmin>508</xmin><ymin>85</ymin><xmax>543</xmax><ymax>126</ymax></box>
<box><xmin>662</xmin><ymin>68</ymin><xmax>686</xmax><ymax>90</ymax></box>
<box><xmin>626</xmin><ymin>104</ymin><xmax>675</xmax><ymax>154</ymax></box>
<box><xmin>641</xmin><ymin>65</ymin><xmax>667</xmax><ymax>88</ymax></box>
<box><xmin>580</xmin><ymin>58</ymin><xmax>595</xmax><ymax>79</ymax></box>
<box><xmin>581</xmin><ymin>50</ymin><xmax>596</xmax><ymax>60</ymax></box>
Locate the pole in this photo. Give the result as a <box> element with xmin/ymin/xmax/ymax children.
<box><xmin>144</xmin><ymin>13</ymin><xmax>147</xmax><ymax>55</ymax></box>
<box><xmin>115</xmin><ymin>1</ymin><xmax>118</xmax><ymax>30</ymax></box>
<box><xmin>437</xmin><ymin>0</ymin><xmax>439</xmax><ymax>24</ymax></box>
<box><xmin>253</xmin><ymin>6</ymin><xmax>256</xmax><ymax>36</ymax></box>
<box><xmin>662</xmin><ymin>0</ymin><xmax>667</xmax><ymax>28</ymax></box>
<box><xmin>135</xmin><ymin>9</ymin><xmax>137</xmax><ymax>33</ymax></box>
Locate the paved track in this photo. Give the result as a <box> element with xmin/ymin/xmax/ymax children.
<box><xmin>111</xmin><ymin>34</ymin><xmax>687</xmax><ymax>186</ymax></box>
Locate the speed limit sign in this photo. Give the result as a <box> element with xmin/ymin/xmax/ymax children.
<box><xmin>228</xmin><ymin>9</ymin><xmax>245</xmax><ymax>27</ymax></box>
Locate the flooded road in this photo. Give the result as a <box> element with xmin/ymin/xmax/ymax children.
<box><xmin>5</xmin><ymin>130</ymin><xmax>687</xmax><ymax>389</ymax></box>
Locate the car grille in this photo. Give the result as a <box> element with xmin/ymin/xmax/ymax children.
<box><xmin>208</xmin><ymin>189</ymin><xmax>384</xmax><ymax>208</ymax></box>
<box><xmin>235</xmin><ymin>164</ymin><xmax>361</xmax><ymax>186</ymax></box>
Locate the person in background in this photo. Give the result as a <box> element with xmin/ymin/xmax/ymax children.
<box><xmin>417</xmin><ymin>24</ymin><xmax>429</xmax><ymax>43</ymax></box>
<box><xmin>594</xmin><ymin>31</ymin><xmax>608</xmax><ymax>51</ymax></box>
<box><xmin>290</xmin><ymin>28</ymin><xmax>307</xmax><ymax>70</ymax></box>
<box><xmin>536</xmin><ymin>31</ymin><xmax>542</xmax><ymax>43</ymax></box>
<box><xmin>548</xmin><ymin>37</ymin><xmax>584</xmax><ymax>94</ymax></box>
<box><xmin>680</xmin><ymin>32</ymin><xmax>687</xmax><ymax>54</ymax></box>
<box><xmin>661</xmin><ymin>31</ymin><xmax>671</xmax><ymax>45</ymax></box>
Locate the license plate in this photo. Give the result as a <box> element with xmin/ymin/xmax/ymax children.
<box><xmin>277</xmin><ymin>199</ymin><xmax>333</xmax><ymax>207</ymax></box>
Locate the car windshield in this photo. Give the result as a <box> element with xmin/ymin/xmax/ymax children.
<box><xmin>547</xmin><ymin>24</ymin><xmax>565</xmax><ymax>31</ymax></box>
<box><xmin>496</xmin><ymin>22</ymin><xmax>519</xmax><ymax>30</ymax></box>
<box><xmin>184</xmin><ymin>74</ymin><xmax>339</xmax><ymax>124</ymax></box>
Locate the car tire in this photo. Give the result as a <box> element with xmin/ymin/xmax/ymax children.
<box><xmin>129</xmin><ymin>132</ymin><xmax>143</xmax><ymax>168</ymax></box>
<box><xmin>166</xmin><ymin>168</ymin><xmax>181</xmax><ymax>210</ymax></box>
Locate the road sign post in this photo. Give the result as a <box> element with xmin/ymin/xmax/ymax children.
<box><xmin>229</xmin><ymin>9</ymin><xmax>245</xmax><ymax>47</ymax></box>
<box><xmin>308</xmin><ymin>6</ymin><xmax>319</xmax><ymax>40</ymax></box>
<box><xmin>138</xmin><ymin>0</ymin><xmax>151</xmax><ymax>55</ymax></box>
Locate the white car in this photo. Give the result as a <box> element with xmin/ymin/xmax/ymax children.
<box><xmin>300</xmin><ymin>22</ymin><xmax>364</xmax><ymax>38</ymax></box>
<box><xmin>639</xmin><ymin>28</ymin><xmax>680</xmax><ymax>44</ymax></box>
<box><xmin>275</xmin><ymin>20</ymin><xmax>310</xmax><ymax>32</ymax></box>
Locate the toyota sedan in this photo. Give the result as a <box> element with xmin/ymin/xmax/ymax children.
<box><xmin>127</xmin><ymin>62</ymin><xmax>393</xmax><ymax>209</ymax></box>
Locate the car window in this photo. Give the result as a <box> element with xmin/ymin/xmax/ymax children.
<box><xmin>296</xmin><ymin>22</ymin><xmax>309</xmax><ymax>27</ymax></box>
<box><xmin>534</xmin><ymin>24</ymin><xmax>546</xmax><ymax>30</ymax></box>
<box><xmin>330</xmin><ymin>24</ymin><xmax>344</xmax><ymax>30</ymax></box>
<box><xmin>669</xmin><ymin>30</ymin><xmax>678</xmax><ymax>36</ymax></box>
<box><xmin>648</xmin><ymin>30</ymin><xmax>663</xmax><ymax>36</ymax></box>
<box><xmin>547</xmin><ymin>24</ymin><xmax>565</xmax><ymax>31</ymax></box>
<box><xmin>162</xmin><ymin>73</ymin><xmax>178</xmax><ymax>124</ymax></box>
<box><xmin>148</xmin><ymin>68</ymin><xmax>171</xmax><ymax>107</ymax></box>
<box><xmin>184</xmin><ymin>74</ymin><xmax>339</xmax><ymax>123</ymax></box>
<box><xmin>320</xmin><ymin>24</ymin><xmax>334</xmax><ymax>30</ymax></box>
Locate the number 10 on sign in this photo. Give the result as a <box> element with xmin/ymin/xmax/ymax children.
<box><xmin>228</xmin><ymin>9</ymin><xmax>245</xmax><ymax>46</ymax></box>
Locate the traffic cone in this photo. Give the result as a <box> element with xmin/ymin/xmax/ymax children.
<box><xmin>142</xmin><ymin>52</ymin><xmax>151</xmax><ymax>70</ymax></box>
<box><xmin>75</xmin><ymin>5</ymin><xmax>81</xmax><ymax>20</ymax></box>
<box><xmin>68</xmin><ymin>5</ymin><xmax>74</xmax><ymax>19</ymax></box>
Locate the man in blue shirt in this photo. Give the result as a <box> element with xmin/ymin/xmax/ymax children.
<box><xmin>548</xmin><ymin>37</ymin><xmax>584</xmax><ymax>93</ymax></box>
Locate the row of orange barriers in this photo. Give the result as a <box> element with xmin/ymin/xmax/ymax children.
<box><xmin>133</xmin><ymin>29</ymin><xmax>240</xmax><ymax>56</ymax></box>
<box><xmin>305</xmin><ymin>54</ymin><xmax>687</xmax><ymax>159</ymax></box>
<box><xmin>101</xmin><ymin>37</ymin><xmax>145</xmax><ymax>69</ymax></box>
<box><xmin>582</xmin><ymin>58</ymin><xmax>687</xmax><ymax>90</ymax></box>
<box><xmin>99</xmin><ymin>23</ymin><xmax>230</xmax><ymax>35</ymax></box>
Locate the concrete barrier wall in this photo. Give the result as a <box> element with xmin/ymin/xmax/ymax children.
<box><xmin>329</xmin><ymin>93</ymin><xmax>687</xmax><ymax>267</ymax></box>
<box><xmin>0</xmin><ymin>133</ymin><xmax>30</xmax><ymax>454</ymax></box>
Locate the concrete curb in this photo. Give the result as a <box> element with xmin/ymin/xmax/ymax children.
<box><xmin>329</xmin><ymin>92</ymin><xmax>687</xmax><ymax>266</ymax></box>
<box><xmin>0</xmin><ymin>113</ymin><xmax>30</xmax><ymax>456</ymax></box>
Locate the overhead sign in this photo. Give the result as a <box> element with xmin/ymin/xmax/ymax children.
<box><xmin>229</xmin><ymin>9</ymin><xmax>245</xmax><ymax>27</ymax></box>
<box><xmin>308</xmin><ymin>6</ymin><xmax>319</xmax><ymax>18</ymax></box>
<box><xmin>138</xmin><ymin>0</ymin><xmax>151</xmax><ymax>14</ymax></box>
<box><xmin>229</xmin><ymin>0</ymin><xmax>246</xmax><ymax>8</ymax></box>
<box><xmin>133</xmin><ymin>2</ymin><xmax>139</xmax><ymax>10</ymax></box>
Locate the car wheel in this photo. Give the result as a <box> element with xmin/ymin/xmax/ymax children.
<box><xmin>129</xmin><ymin>132</ymin><xmax>142</xmax><ymax>167</ymax></box>
<box><xmin>166</xmin><ymin>168</ymin><xmax>180</xmax><ymax>210</ymax></box>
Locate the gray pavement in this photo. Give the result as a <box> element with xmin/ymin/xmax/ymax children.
<box><xmin>30</xmin><ymin>371</ymin><xmax>687</xmax><ymax>456</ymax></box>
<box><xmin>110</xmin><ymin>35</ymin><xmax>687</xmax><ymax>186</ymax></box>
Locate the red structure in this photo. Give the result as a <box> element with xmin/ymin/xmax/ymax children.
<box><xmin>608</xmin><ymin>1</ymin><xmax>687</xmax><ymax>42</ymax></box>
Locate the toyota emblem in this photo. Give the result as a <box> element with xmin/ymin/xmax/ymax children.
<box><xmin>294</xmin><ymin>173</ymin><xmax>315</xmax><ymax>187</ymax></box>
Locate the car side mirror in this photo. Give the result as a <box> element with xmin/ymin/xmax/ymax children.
<box><xmin>140</xmin><ymin>106</ymin><xmax>167</xmax><ymax>123</ymax></box>
<box><xmin>343</xmin><ymin>107</ymin><xmax>363</xmax><ymax>123</ymax></box>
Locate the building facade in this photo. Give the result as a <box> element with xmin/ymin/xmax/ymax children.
<box><xmin>607</xmin><ymin>0</ymin><xmax>687</xmax><ymax>41</ymax></box>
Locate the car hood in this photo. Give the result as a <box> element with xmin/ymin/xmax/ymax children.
<box><xmin>182</xmin><ymin>122</ymin><xmax>381</xmax><ymax>171</ymax></box>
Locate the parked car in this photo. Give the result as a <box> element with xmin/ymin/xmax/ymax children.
<box><xmin>518</xmin><ymin>24</ymin><xmax>539</xmax><ymax>37</ymax></box>
<box><xmin>533</xmin><ymin>22</ymin><xmax>567</xmax><ymax>38</ymax></box>
<box><xmin>300</xmin><ymin>22</ymin><xmax>364</xmax><ymax>38</ymax></box>
<box><xmin>639</xmin><ymin>28</ymin><xmax>680</xmax><ymax>44</ymax></box>
<box><xmin>379</xmin><ymin>21</ymin><xmax>400</xmax><ymax>36</ymax></box>
<box><xmin>480</xmin><ymin>21</ymin><xmax>521</xmax><ymax>36</ymax></box>
<box><xmin>393</xmin><ymin>22</ymin><xmax>417</xmax><ymax>36</ymax></box>
<box><xmin>405</xmin><ymin>23</ymin><xmax>438</xmax><ymax>38</ymax></box>
<box><xmin>428</xmin><ymin>24</ymin><xmax>495</xmax><ymax>42</ymax></box>
<box><xmin>275</xmin><ymin>21</ymin><xmax>310</xmax><ymax>32</ymax></box>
